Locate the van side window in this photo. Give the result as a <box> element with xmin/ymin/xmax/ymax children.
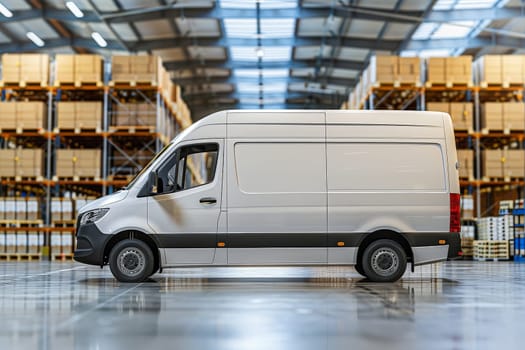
<box><xmin>156</xmin><ymin>143</ymin><xmax>218</xmax><ymax>194</ymax></box>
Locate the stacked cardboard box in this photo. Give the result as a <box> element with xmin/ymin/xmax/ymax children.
<box><xmin>55</xmin><ymin>149</ymin><xmax>101</xmax><ymax>179</ymax></box>
<box><xmin>363</xmin><ymin>56</ymin><xmax>421</xmax><ymax>86</ymax></box>
<box><xmin>461</xmin><ymin>195</ymin><xmax>474</xmax><ymax>219</ymax></box>
<box><xmin>0</xmin><ymin>197</ymin><xmax>40</xmax><ymax>220</ymax></box>
<box><xmin>475</xmin><ymin>55</ymin><xmax>525</xmax><ymax>85</ymax></box>
<box><xmin>483</xmin><ymin>102</ymin><xmax>525</xmax><ymax>131</ymax></box>
<box><xmin>1</xmin><ymin>54</ymin><xmax>49</xmax><ymax>85</ymax></box>
<box><xmin>427</xmin><ymin>102</ymin><xmax>473</xmax><ymax>131</ymax></box>
<box><xmin>427</xmin><ymin>56</ymin><xmax>472</xmax><ymax>85</ymax></box>
<box><xmin>483</xmin><ymin>149</ymin><xmax>525</xmax><ymax>178</ymax></box>
<box><xmin>0</xmin><ymin>149</ymin><xmax>43</xmax><ymax>178</ymax></box>
<box><xmin>0</xmin><ymin>101</ymin><xmax>45</xmax><ymax>131</ymax></box>
<box><xmin>56</xmin><ymin>101</ymin><xmax>102</xmax><ymax>131</ymax></box>
<box><xmin>477</xmin><ymin>216</ymin><xmax>514</xmax><ymax>241</ymax></box>
<box><xmin>55</xmin><ymin>54</ymin><xmax>103</xmax><ymax>85</ymax></box>
<box><xmin>457</xmin><ymin>149</ymin><xmax>474</xmax><ymax>179</ymax></box>
<box><xmin>111</xmin><ymin>55</ymin><xmax>160</xmax><ymax>84</ymax></box>
<box><xmin>112</xmin><ymin>103</ymin><xmax>156</xmax><ymax>126</ymax></box>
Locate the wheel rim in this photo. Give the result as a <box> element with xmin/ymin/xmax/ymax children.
<box><xmin>370</xmin><ymin>247</ymin><xmax>399</xmax><ymax>277</ymax></box>
<box><xmin>117</xmin><ymin>247</ymin><xmax>146</xmax><ymax>277</ymax></box>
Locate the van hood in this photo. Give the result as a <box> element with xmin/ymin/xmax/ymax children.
<box><xmin>78</xmin><ymin>190</ymin><xmax>129</xmax><ymax>215</ymax></box>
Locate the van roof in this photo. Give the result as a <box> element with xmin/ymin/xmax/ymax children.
<box><xmin>198</xmin><ymin>109</ymin><xmax>447</xmax><ymax>128</ymax></box>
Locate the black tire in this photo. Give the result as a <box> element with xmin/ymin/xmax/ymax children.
<box><xmin>361</xmin><ymin>239</ymin><xmax>407</xmax><ymax>282</ymax></box>
<box><xmin>109</xmin><ymin>239</ymin><xmax>155</xmax><ymax>283</ymax></box>
<box><xmin>354</xmin><ymin>262</ymin><xmax>366</xmax><ymax>277</ymax></box>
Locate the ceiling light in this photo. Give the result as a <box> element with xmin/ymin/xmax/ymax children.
<box><xmin>65</xmin><ymin>1</ymin><xmax>84</xmax><ymax>18</ymax></box>
<box><xmin>255</xmin><ymin>47</ymin><xmax>264</xmax><ymax>58</ymax></box>
<box><xmin>0</xmin><ymin>2</ymin><xmax>13</xmax><ymax>18</ymax></box>
<box><xmin>26</xmin><ymin>32</ymin><xmax>45</xmax><ymax>47</ymax></box>
<box><xmin>91</xmin><ymin>32</ymin><xmax>107</xmax><ymax>47</ymax></box>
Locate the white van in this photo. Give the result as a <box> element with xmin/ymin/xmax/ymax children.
<box><xmin>74</xmin><ymin>110</ymin><xmax>462</xmax><ymax>283</ymax></box>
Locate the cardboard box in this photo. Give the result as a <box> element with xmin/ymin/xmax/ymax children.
<box><xmin>16</xmin><ymin>102</ymin><xmax>44</xmax><ymax>130</ymax></box>
<box><xmin>483</xmin><ymin>149</ymin><xmax>525</xmax><ymax>178</ymax></box>
<box><xmin>75</xmin><ymin>55</ymin><xmax>102</xmax><ymax>83</ymax></box>
<box><xmin>57</xmin><ymin>101</ymin><xmax>101</xmax><ymax>130</ymax></box>
<box><xmin>502</xmin><ymin>103</ymin><xmax>524</xmax><ymax>131</ymax></box>
<box><xmin>449</xmin><ymin>102</ymin><xmax>473</xmax><ymax>131</ymax></box>
<box><xmin>427</xmin><ymin>58</ymin><xmax>446</xmax><ymax>83</ymax></box>
<box><xmin>0</xmin><ymin>103</ymin><xmax>17</xmax><ymax>129</ymax></box>
<box><xmin>55</xmin><ymin>55</ymin><xmax>75</xmax><ymax>83</ymax></box>
<box><xmin>2</xmin><ymin>54</ymin><xmax>20</xmax><ymax>82</ymax></box>
<box><xmin>446</xmin><ymin>56</ymin><xmax>472</xmax><ymax>84</ymax></box>
<box><xmin>483</xmin><ymin>103</ymin><xmax>503</xmax><ymax>130</ymax></box>
<box><xmin>457</xmin><ymin>149</ymin><xmax>474</xmax><ymax>179</ymax></box>
<box><xmin>398</xmin><ymin>57</ymin><xmax>420</xmax><ymax>83</ymax></box>
<box><xmin>56</xmin><ymin>102</ymin><xmax>76</xmax><ymax>129</ymax></box>
<box><xmin>476</xmin><ymin>55</ymin><xmax>502</xmax><ymax>84</ymax></box>
<box><xmin>16</xmin><ymin>149</ymin><xmax>43</xmax><ymax>177</ymax></box>
<box><xmin>502</xmin><ymin>55</ymin><xmax>525</xmax><ymax>84</ymax></box>
<box><xmin>0</xmin><ymin>150</ymin><xmax>16</xmax><ymax>177</ymax></box>
<box><xmin>19</xmin><ymin>54</ymin><xmax>49</xmax><ymax>84</ymax></box>
<box><xmin>483</xmin><ymin>150</ymin><xmax>504</xmax><ymax>178</ymax></box>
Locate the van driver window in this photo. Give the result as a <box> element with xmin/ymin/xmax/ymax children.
<box><xmin>155</xmin><ymin>143</ymin><xmax>219</xmax><ymax>194</ymax></box>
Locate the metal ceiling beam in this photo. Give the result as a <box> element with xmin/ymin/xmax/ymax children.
<box><xmin>101</xmin><ymin>5</ymin><xmax>424</xmax><ymax>24</ymax></box>
<box><xmin>173</xmin><ymin>75</ymin><xmax>355</xmax><ymax>87</ymax></box>
<box><xmin>165</xmin><ymin>59</ymin><xmax>364</xmax><ymax>71</ymax></box>
<box><xmin>406</xmin><ymin>35</ymin><xmax>525</xmax><ymax>50</ymax></box>
<box><xmin>182</xmin><ymin>90</ymin><xmax>346</xmax><ymax>100</ymax></box>
<box><xmin>129</xmin><ymin>37</ymin><xmax>400</xmax><ymax>51</ymax></box>
<box><xmin>0</xmin><ymin>6</ymin><xmax>523</xmax><ymax>25</ymax></box>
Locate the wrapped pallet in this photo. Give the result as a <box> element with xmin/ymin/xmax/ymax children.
<box><xmin>111</xmin><ymin>55</ymin><xmax>160</xmax><ymax>85</ymax></box>
<box><xmin>483</xmin><ymin>102</ymin><xmax>503</xmax><ymax>131</ymax></box>
<box><xmin>1</xmin><ymin>53</ymin><xmax>49</xmax><ymax>86</ymax></box>
<box><xmin>55</xmin><ymin>149</ymin><xmax>101</xmax><ymax>179</ymax></box>
<box><xmin>483</xmin><ymin>149</ymin><xmax>525</xmax><ymax>179</ymax></box>
<box><xmin>449</xmin><ymin>102</ymin><xmax>473</xmax><ymax>132</ymax></box>
<box><xmin>427</xmin><ymin>56</ymin><xmax>472</xmax><ymax>85</ymax></box>
<box><xmin>0</xmin><ymin>102</ymin><xmax>44</xmax><ymax>131</ymax></box>
<box><xmin>55</xmin><ymin>54</ymin><xmax>103</xmax><ymax>86</ymax></box>
<box><xmin>476</xmin><ymin>55</ymin><xmax>525</xmax><ymax>85</ymax></box>
<box><xmin>56</xmin><ymin>101</ymin><xmax>102</xmax><ymax>131</ymax></box>
<box><xmin>0</xmin><ymin>149</ymin><xmax>43</xmax><ymax>178</ymax></box>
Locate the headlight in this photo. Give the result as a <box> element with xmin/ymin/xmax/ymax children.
<box><xmin>80</xmin><ymin>208</ymin><xmax>109</xmax><ymax>225</ymax></box>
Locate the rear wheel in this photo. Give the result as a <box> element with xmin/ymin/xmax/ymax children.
<box><xmin>109</xmin><ymin>239</ymin><xmax>154</xmax><ymax>283</ymax></box>
<box><xmin>361</xmin><ymin>239</ymin><xmax>407</xmax><ymax>282</ymax></box>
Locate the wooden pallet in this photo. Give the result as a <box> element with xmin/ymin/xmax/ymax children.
<box><xmin>109</xmin><ymin>80</ymin><xmax>157</xmax><ymax>88</ymax></box>
<box><xmin>53</xmin><ymin>127</ymin><xmax>102</xmax><ymax>134</ymax></box>
<box><xmin>52</xmin><ymin>220</ymin><xmax>76</xmax><ymax>228</ymax></box>
<box><xmin>0</xmin><ymin>253</ymin><xmax>41</xmax><ymax>261</ymax></box>
<box><xmin>480</xmin><ymin>128</ymin><xmax>525</xmax><ymax>135</ymax></box>
<box><xmin>52</xmin><ymin>253</ymin><xmax>74</xmax><ymax>261</ymax></box>
<box><xmin>0</xmin><ymin>175</ymin><xmax>45</xmax><ymax>182</ymax></box>
<box><xmin>479</xmin><ymin>81</ymin><xmax>524</xmax><ymax>89</ymax></box>
<box><xmin>0</xmin><ymin>220</ymin><xmax>43</xmax><ymax>228</ymax></box>
<box><xmin>0</xmin><ymin>127</ymin><xmax>46</xmax><ymax>134</ymax></box>
<box><xmin>425</xmin><ymin>81</ymin><xmax>474</xmax><ymax>88</ymax></box>
<box><xmin>370</xmin><ymin>81</ymin><xmax>422</xmax><ymax>89</ymax></box>
<box><xmin>109</xmin><ymin>125</ymin><xmax>156</xmax><ymax>133</ymax></box>
<box><xmin>0</xmin><ymin>80</ymin><xmax>47</xmax><ymax>88</ymax></box>
<box><xmin>54</xmin><ymin>81</ymin><xmax>103</xmax><ymax>88</ymax></box>
<box><xmin>52</xmin><ymin>176</ymin><xmax>101</xmax><ymax>182</ymax></box>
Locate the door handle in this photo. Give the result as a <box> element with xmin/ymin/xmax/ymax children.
<box><xmin>199</xmin><ymin>197</ymin><xmax>217</xmax><ymax>204</ymax></box>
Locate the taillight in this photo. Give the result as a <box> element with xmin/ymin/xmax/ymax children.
<box><xmin>450</xmin><ymin>193</ymin><xmax>461</xmax><ymax>233</ymax></box>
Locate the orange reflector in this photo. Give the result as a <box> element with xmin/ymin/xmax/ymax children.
<box><xmin>217</xmin><ymin>242</ymin><xmax>225</xmax><ymax>247</ymax></box>
<box><xmin>439</xmin><ymin>240</ymin><xmax>446</xmax><ymax>245</ymax></box>
<box><xmin>337</xmin><ymin>241</ymin><xmax>345</xmax><ymax>247</ymax></box>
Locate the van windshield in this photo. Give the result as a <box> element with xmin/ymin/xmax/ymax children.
<box><xmin>123</xmin><ymin>143</ymin><xmax>172</xmax><ymax>190</ymax></box>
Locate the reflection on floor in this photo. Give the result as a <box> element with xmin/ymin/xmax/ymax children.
<box><xmin>0</xmin><ymin>261</ymin><xmax>523</xmax><ymax>349</ymax></box>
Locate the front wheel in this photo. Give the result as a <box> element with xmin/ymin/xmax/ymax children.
<box><xmin>109</xmin><ymin>239</ymin><xmax>154</xmax><ymax>283</ymax></box>
<box><xmin>361</xmin><ymin>239</ymin><xmax>407</xmax><ymax>282</ymax></box>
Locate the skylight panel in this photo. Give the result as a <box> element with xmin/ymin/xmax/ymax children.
<box><xmin>220</xmin><ymin>0</ymin><xmax>297</xmax><ymax>9</ymax></box>
<box><xmin>224</xmin><ymin>19</ymin><xmax>256</xmax><ymax>38</ymax></box>
<box><xmin>230</xmin><ymin>46</ymin><xmax>291</xmax><ymax>61</ymax></box>
<box><xmin>412</xmin><ymin>23</ymin><xmax>438</xmax><ymax>40</ymax></box>
<box><xmin>261</xmin><ymin>18</ymin><xmax>295</xmax><ymax>38</ymax></box>
<box><xmin>235</xmin><ymin>68</ymin><xmax>289</xmax><ymax>78</ymax></box>
<box><xmin>432</xmin><ymin>21</ymin><xmax>477</xmax><ymax>39</ymax></box>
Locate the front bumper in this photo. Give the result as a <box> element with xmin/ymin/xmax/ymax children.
<box><xmin>74</xmin><ymin>223</ymin><xmax>112</xmax><ymax>266</ymax></box>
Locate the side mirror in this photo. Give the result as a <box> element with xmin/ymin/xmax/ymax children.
<box><xmin>149</xmin><ymin>171</ymin><xmax>159</xmax><ymax>194</ymax></box>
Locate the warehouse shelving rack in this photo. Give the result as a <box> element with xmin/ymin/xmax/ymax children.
<box><xmin>0</xmin><ymin>77</ymin><xmax>187</xmax><ymax>260</ymax></box>
<box><xmin>355</xmin><ymin>79</ymin><xmax>525</xmax><ymax>219</ymax></box>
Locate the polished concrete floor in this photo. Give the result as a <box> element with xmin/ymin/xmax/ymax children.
<box><xmin>0</xmin><ymin>261</ymin><xmax>523</xmax><ymax>350</ymax></box>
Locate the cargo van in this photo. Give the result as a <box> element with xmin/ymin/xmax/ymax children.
<box><xmin>74</xmin><ymin>110</ymin><xmax>462</xmax><ymax>283</ymax></box>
